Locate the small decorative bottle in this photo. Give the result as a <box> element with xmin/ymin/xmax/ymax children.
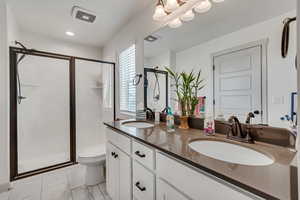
<box><xmin>204</xmin><ymin>115</ymin><xmax>215</xmax><ymax>136</ymax></box>
<box><xmin>166</xmin><ymin>107</ymin><xmax>175</xmax><ymax>133</ymax></box>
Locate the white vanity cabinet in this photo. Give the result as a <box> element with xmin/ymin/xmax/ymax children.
<box><xmin>156</xmin><ymin>153</ymin><xmax>262</xmax><ymax>200</ymax></box>
<box><xmin>106</xmin><ymin>129</ymin><xmax>131</xmax><ymax>200</ymax></box>
<box><xmin>105</xmin><ymin>127</ymin><xmax>263</xmax><ymax>200</ymax></box>
<box><xmin>132</xmin><ymin>161</ymin><xmax>155</xmax><ymax>200</ymax></box>
<box><xmin>132</xmin><ymin>140</ymin><xmax>156</xmax><ymax>200</ymax></box>
<box><xmin>156</xmin><ymin>179</ymin><xmax>189</xmax><ymax>200</ymax></box>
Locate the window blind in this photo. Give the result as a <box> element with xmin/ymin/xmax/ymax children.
<box><xmin>119</xmin><ymin>44</ymin><xmax>136</xmax><ymax>113</ymax></box>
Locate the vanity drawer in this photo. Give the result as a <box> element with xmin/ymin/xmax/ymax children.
<box><xmin>133</xmin><ymin>161</ymin><xmax>155</xmax><ymax>200</ymax></box>
<box><xmin>156</xmin><ymin>152</ymin><xmax>260</xmax><ymax>200</ymax></box>
<box><xmin>106</xmin><ymin>128</ymin><xmax>131</xmax><ymax>155</ymax></box>
<box><xmin>132</xmin><ymin>140</ymin><xmax>155</xmax><ymax>170</ymax></box>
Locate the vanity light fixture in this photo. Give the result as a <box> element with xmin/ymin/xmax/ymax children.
<box><xmin>66</xmin><ymin>31</ymin><xmax>75</xmax><ymax>36</ymax></box>
<box><xmin>168</xmin><ymin>18</ymin><xmax>182</xmax><ymax>28</ymax></box>
<box><xmin>153</xmin><ymin>2</ymin><xmax>167</xmax><ymax>21</ymax></box>
<box><xmin>165</xmin><ymin>0</ymin><xmax>180</xmax><ymax>12</ymax></box>
<box><xmin>212</xmin><ymin>0</ymin><xmax>225</xmax><ymax>2</ymax></box>
<box><xmin>153</xmin><ymin>0</ymin><xmax>224</xmax><ymax>28</ymax></box>
<box><xmin>194</xmin><ymin>0</ymin><xmax>212</xmax><ymax>13</ymax></box>
<box><xmin>180</xmin><ymin>10</ymin><xmax>195</xmax><ymax>21</ymax></box>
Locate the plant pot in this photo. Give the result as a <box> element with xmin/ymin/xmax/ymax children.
<box><xmin>179</xmin><ymin>116</ymin><xmax>189</xmax><ymax>129</ymax></box>
<box><xmin>188</xmin><ymin>116</ymin><xmax>204</xmax><ymax>130</ymax></box>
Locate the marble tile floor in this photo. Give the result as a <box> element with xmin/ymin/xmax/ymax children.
<box><xmin>71</xmin><ymin>183</ymin><xmax>111</xmax><ymax>200</ymax></box>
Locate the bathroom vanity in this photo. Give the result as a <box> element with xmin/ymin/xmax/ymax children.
<box><xmin>104</xmin><ymin>120</ymin><xmax>297</xmax><ymax>200</ymax></box>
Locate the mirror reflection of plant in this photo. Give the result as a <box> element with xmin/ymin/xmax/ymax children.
<box><xmin>165</xmin><ymin>67</ymin><xmax>205</xmax><ymax>117</ymax></box>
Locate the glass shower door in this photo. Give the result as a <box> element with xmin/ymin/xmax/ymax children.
<box><xmin>16</xmin><ymin>53</ymin><xmax>72</xmax><ymax>174</ymax></box>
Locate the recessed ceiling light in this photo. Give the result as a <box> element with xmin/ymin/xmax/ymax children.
<box><xmin>66</xmin><ymin>31</ymin><xmax>75</xmax><ymax>36</ymax></box>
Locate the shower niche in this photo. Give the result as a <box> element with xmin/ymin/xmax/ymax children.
<box><xmin>9</xmin><ymin>47</ymin><xmax>115</xmax><ymax>181</ymax></box>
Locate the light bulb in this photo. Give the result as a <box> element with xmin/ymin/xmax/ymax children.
<box><xmin>180</xmin><ymin>10</ymin><xmax>195</xmax><ymax>22</ymax></box>
<box><xmin>212</xmin><ymin>0</ymin><xmax>224</xmax><ymax>2</ymax></box>
<box><xmin>168</xmin><ymin>18</ymin><xmax>182</xmax><ymax>28</ymax></box>
<box><xmin>66</xmin><ymin>31</ymin><xmax>75</xmax><ymax>36</ymax></box>
<box><xmin>153</xmin><ymin>5</ymin><xmax>167</xmax><ymax>21</ymax></box>
<box><xmin>165</xmin><ymin>0</ymin><xmax>179</xmax><ymax>12</ymax></box>
<box><xmin>194</xmin><ymin>0</ymin><xmax>212</xmax><ymax>13</ymax></box>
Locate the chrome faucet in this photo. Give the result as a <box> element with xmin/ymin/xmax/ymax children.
<box><xmin>227</xmin><ymin>115</ymin><xmax>254</xmax><ymax>143</ymax></box>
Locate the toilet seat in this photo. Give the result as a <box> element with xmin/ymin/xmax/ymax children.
<box><xmin>78</xmin><ymin>145</ymin><xmax>106</xmax><ymax>164</ymax></box>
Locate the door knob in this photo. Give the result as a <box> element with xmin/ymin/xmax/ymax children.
<box><xmin>253</xmin><ymin>110</ymin><xmax>260</xmax><ymax>115</ymax></box>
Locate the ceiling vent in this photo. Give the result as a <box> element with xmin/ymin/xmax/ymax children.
<box><xmin>145</xmin><ymin>35</ymin><xmax>159</xmax><ymax>42</ymax></box>
<box><xmin>71</xmin><ymin>6</ymin><xmax>96</xmax><ymax>23</ymax></box>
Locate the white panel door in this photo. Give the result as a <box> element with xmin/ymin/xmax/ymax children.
<box><xmin>214</xmin><ymin>46</ymin><xmax>263</xmax><ymax>123</ymax></box>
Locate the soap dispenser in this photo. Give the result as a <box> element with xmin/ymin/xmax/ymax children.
<box><xmin>166</xmin><ymin>107</ymin><xmax>175</xmax><ymax>132</ymax></box>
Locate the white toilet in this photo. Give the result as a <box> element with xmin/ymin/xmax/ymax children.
<box><xmin>78</xmin><ymin>144</ymin><xmax>106</xmax><ymax>186</ymax></box>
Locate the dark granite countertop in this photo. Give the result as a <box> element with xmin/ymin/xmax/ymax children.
<box><xmin>104</xmin><ymin>120</ymin><xmax>297</xmax><ymax>200</ymax></box>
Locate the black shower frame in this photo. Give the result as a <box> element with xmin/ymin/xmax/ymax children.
<box><xmin>9</xmin><ymin>47</ymin><xmax>116</xmax><ymax>181</ymax></box>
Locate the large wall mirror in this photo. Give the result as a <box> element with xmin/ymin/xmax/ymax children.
<box><xmin>144</xmin><ymin>0</ymin><xmax>297</xmax><ymax>129</ymax></box>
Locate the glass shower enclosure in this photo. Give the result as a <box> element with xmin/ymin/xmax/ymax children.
<box><xmin>9</xmin><ymin>47</ymin><xmax>115</xmax><ymax>181</ymax></box>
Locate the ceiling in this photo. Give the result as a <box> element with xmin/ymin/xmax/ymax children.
<box><xmin>7</xmin><ymin>0</ymin><xmax>153</xmax><ymax>47</ymax></box>
<box><xmin>145</xmin><ymin>0</ymin><xmax>296</xmax><ymax>58</ymax></box>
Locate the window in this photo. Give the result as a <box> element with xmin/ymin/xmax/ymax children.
<box><xmin>119</xmin><ymin>44</ymin><xmax>136</xmax><ymax>113</ymax></box>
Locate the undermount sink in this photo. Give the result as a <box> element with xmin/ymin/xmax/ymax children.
<box><xmin>122</xmin><ymin>121</ymin><xmax>154</xmax><ymax>128</ymax></box>
<box><xmin>188</xmin><ymin>140</ymin><xmax>274</xmax><ymax>166</ymax></box>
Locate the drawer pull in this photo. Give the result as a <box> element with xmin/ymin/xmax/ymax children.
<box><xmin>111</xmin><ymin>152</ymin><xmax>115</xmax><ymax>156</ymax></box>
<box><xmin>135</xmin><ymin>182</ymin><xmax>146</xmax><ymax>191</ymax></box>
<box><xmin>114</xmin><ymin>154</ymin><xmax>118</xmax><ymax>158</ymax></box>
<box><xmin>135</xmin><ymin>151</ymin><xmax>146</xmax><ymax>158</ymax></box>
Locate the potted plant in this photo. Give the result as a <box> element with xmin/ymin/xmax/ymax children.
<box><xmin>165</xmin><ymin>67</ymin><xmax>205</xmax><ymax>129</ymax></box>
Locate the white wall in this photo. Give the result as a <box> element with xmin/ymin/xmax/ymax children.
<box><xmin>296</xmin><ymin>1</ymin><xmax>300</xmax><ymax>197</ymax></box>
<box><xmin>144</xmin><ymin>51</ymin><xmax>172</xmax><ymax>68</ymax></box>
<box><xmin>175</xmin><ymin>11</ymin><xmax>297</xmax><ymax>127</ymax></box>
<box><xmin>17</xmin><ymin>31</ymin><xmax>102</xmax><ymax>59</ymax></box>
<box><xmin>6</xmin><ymin>4</ymin><xmax>20</xmax><ymax>46</ymax></box>
<box><xmin>0</xmin><ymin>0</ymin><xmax>9</xmax><ymax>186</ymax></box>
<box><xmin>102</xmin><ymin>3</ymin><xmax>170</xmax><ymax>120</ymax></box>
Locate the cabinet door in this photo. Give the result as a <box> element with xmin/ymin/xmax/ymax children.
<box><xmin>157</xmin><ymin>179</ymin><xmax>189</xmax><ymax>200</ymax></box>
<box><xmin>106</xmin><ymin>143</ymin><xmax>119</xmax><ymax>200</ymax></box>
<box><xmin>107</xmin><ymin>142</ymin><xmax>132</xmax><ymax>200</ymax></box>
<box><xmin>117</xmin><ymin>149</ymin><xmax>131</xmax><ymax>200</ymax></box>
